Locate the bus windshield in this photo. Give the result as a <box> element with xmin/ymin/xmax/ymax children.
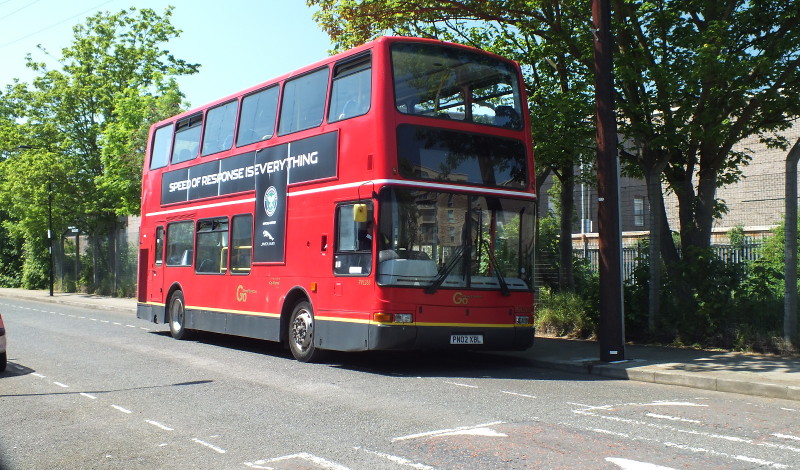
<box><xmin>392</xmin><ymin>42</ymin><xmax>523</xmax><ymax>129</ymax></box>
<box><xmin>376</xmin><ymin>188</ymin><xmax>534</xmax><ymax>292</ymax></box>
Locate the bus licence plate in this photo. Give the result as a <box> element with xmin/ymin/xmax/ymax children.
<box><xmin>450</xmin><ymin>334</ymin><xmax>484</xmax><ymax>345</ymax></box>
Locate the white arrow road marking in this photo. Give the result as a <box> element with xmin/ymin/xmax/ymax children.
<box><xmin>606</xmin><ymin>457</ymin><xmax>677</xmax><ymax>470</ymax></box>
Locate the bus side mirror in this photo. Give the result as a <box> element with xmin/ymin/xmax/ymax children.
<box><xmin>353</xmin><ymin>204</ymin><xmax>368</xmax><ymax>222</ymax></box>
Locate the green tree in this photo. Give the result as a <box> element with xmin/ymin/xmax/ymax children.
<box><xmin>310</xmin><ymin>0</ymin><xmax>597</xmax><ymax>291</ymax></box>
<box><xmin>0</xmin><ymin>7</ymin><xmax>198</xmax><ymax>292</ymax></box>
<box><xmin>309</xmin><ymin>0</ymin><xmax>800</xmax><ymax>328</ymax></box>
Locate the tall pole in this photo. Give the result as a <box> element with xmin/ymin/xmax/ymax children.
<box><xmin>785</xmin><ymin>139</ymin><xmax>800</xmax><ymax>349</ymax></box>
<box><xmin>48</xmin><ymin>181</ymin><xmax>54</xmax><ymax>297</ymax></box>
<box><xmin>593</xmin><ymin>0</ymin><xmax>625</xmax><ymax>361</ymax></box>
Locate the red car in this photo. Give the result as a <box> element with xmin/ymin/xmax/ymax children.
<box><xmin>0</xmin><ymin>313</ymin><xmax>6</xmax><ymax>372</ymax></box>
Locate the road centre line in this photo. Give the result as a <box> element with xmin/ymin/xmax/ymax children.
<box><xmin>192</xmin><ymin>438</ymin><xmax>226</xmax><ymax>454</ymax></box>
<box><xmin>146</xmin><ymin>420</ymin><xmax>174</xmax><ymax>431</ymax></box>
<box><xmin>501</xmin><ymin>390</ymin><xmax>536</xmax><ymax>398</ymax></box>
<box><xmin>53</xmin><ymin>381</ymin><xmax>69</xmax><ymax>388</ymax></box>
<box><xmin>80</xmin><ymin>393</ymin><xmax>97</xmax><ymax>400</ymax></box>
<box><xmin>111</xmin><ymin>404</ymin><xmax>132</xmax><ymax>414</ymax></box>
<box><xmin>31</xmin><ymin>372</ymin><xmax>46</xmax><ymax>378</ymax></box>
<box><xmin>444</xmin><ymin>381</ymin><xmax>478</xmax><ymax>389</ymax></box>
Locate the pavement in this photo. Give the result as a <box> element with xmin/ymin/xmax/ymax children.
<box><xmin>1</xmin><ymin>287</ymin><xmax>798</xmax><ymax>402</ymax></box>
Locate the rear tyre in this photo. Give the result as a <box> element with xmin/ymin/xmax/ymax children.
<box><xmin>0</xmin><ymin>351</ymin><xmax>6</xmax><ymax>372</ymax></box>
<box><xmin>288</xmin><ymin>301</ymin><xmax>325</xmax><ymax>362</ymax></box>
<box><xmin>168</xmin><ymin>290</ymin><xmax>192</xmax><ymax>340</ymax></box>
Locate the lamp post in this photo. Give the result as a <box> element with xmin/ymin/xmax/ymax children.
<box><xmin>48</xmin><ymin>181</ymin><xmax>53</xmax><ymax>297</ymax></box>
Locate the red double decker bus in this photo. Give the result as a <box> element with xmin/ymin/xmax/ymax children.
<box><xmin>137</xmin><ymin>36</ymin><xmax>537</xmax><ymax>361</ymax></box>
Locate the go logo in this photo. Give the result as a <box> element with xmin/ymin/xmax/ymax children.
<box><xmin>452</xmin><ymin>292</ymin><xmax>469</xmax><ymax>305</ymax></box>
<box><xmin>236</xmin><ymin>285</ymin><xmax>257</xmax><ymax>302</ymax></box>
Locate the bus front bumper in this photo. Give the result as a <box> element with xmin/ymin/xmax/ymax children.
<box><xmin>367</xmin><ymin>324</ymin><xmax>534</xmax><ymax>351</ymax></box>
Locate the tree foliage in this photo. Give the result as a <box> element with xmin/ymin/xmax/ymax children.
<box><xmin>0</xmin><ymin>7</ymin><xmax>197</xmax><ymax>290</ymax></box>
<box><xmin>309</xmin><ymin>0</ymin><xmax>800</xmax><ymax>317</ymax></box>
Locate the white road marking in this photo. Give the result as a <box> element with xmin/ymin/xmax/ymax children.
<box><xmin>192</xmin><ymin>438</ymin><xmax>226</xmax><ymax>454</ymax></box>
<box><xmin>646</xmin><ymin>413</ymin><xmax>700</xmax><ymax>424</ymax></box>
<box><xmin>606</xmin><ymin>457</ymin><xmax>676</xmax><ymax>470</ymax></box>
<box><xmin>393</xmin><ymin>421</ymin><xmax>505</xmax><ymax>441</ymax></box>
<box><xmin>440</xmin><ymin>427</ymin><xmax>507</xmax><ymax>438</ymax></box>
<box><xmin>443</xmin><ymin>381</ymin><xmax>478</xmax><ymax>388</ymax></box>
<box><xmin>591</xmin><ymin>428</ymin><xmax>631</xmax><ymax>439</ymax></box>
<box><xmin>774</xmin><ymin>433</ymin><xmax>800</xmax><ymax>442</ymax></box>
<box><xmin>247</xmin><ymin>453</ymin><xmax>350</xmax><ymax>470</ymax></box>
<box><xmin>664</xmin><ymin>442</ymin><xmax>788</xmax><ymax>469</ymax></box>
<box><xmin>31</xmin><ymin>373</ymin><xmax>46</xmax><ymax>378</ymax></box>
<box><xmin>146</xmin><ymin>420</ymin><xmax>174</xmax><ymax>431</ymax></box>
<box><xmin>355</xmin><ymin>447</ymin><xmax>434</xmax><ymax>469</ymax></box>
<box><xmin>501</xmin><ymin>390</ymin><xmax>536</xmax><ymax>398</ymax></box>
<box><xmin>53</xmin><ymin>381</ymin><xmax>69</xmax><ymax>388</ymax></box>
<box><xmin>80</xmin><ymin>393</ymin><xmax>97</xmax><ymax>400</ymax></box>
<box><xmin>111</xmin><ymin>405</ymin><xmax>132</xmax><ymax>414</ymax></box>
<box><xmin>125</xmin><ymin>324</ymin><xmax>136</xmax><ymax>328</ymax></box>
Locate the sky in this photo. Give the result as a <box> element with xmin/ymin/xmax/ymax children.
<box><xmin>0</xmin><ymin>0</ymin><xmax>334</xmax><ymax>108</ymax></box>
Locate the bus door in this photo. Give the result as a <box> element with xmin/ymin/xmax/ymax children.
<box><xmin>148</xmin><ymin>225</ymin><xmax>166</xmax><ymax>303</ymax></box>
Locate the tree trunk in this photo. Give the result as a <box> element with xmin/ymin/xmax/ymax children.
<box><xmin>558</xmin><ymin>165</ymin><xmax>575</xmax><ymax>291</ymax></box>
<box><xmin>644</xmin><ymin>165</ymin><xmax>663</xmax><ymax>333</ymax></box>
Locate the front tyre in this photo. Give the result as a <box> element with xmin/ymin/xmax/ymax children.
<box><xmin>168</xmin><ymin>290</ymin><xmax>192</xmax><ymax>340</ymax></box>
<box><xmin>288</xmin><ymin>301</ymin><xmax>325</xmax><ymax>362</ymax></box>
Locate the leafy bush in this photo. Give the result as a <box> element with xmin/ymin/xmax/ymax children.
<box><xmin>535</xmin><ymin>286</ymin><xmax>596</xmax><ymax>338</ymax></box>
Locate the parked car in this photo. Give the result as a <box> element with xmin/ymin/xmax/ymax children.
<box><xmin>0</xmin><ymin>313</ymin><xmax>6</xmax><ymax>372</ymax></box>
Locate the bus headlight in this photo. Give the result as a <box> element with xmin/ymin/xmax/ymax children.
<box><xmin>394</xmin><ymin>313</ymin><xmax>413</xmax><ymax>324</ymax></box>
<box><xmin>515</xmin><ymin>315</ymin><xmax>531</xmax><ymax>325</ymax></box>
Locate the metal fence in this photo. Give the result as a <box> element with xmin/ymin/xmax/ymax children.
<box><xmin>572</xmin><ymin>237</ymin><xmax>767</xmax><ymax>281</ymax></box>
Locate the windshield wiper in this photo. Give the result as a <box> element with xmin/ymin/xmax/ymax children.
<box><xmin>425</xmin><ymin>246</ymin><xmax>464</xmax><ymax>294</ymax></box>
<box><xmin>482</xmin><ymin>240</ymin><xmax>510</xmax><ymax>296</ymax></box>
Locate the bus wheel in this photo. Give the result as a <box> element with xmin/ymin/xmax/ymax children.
<box><xmin>168</xmin><ymin>290</ymin><xmax>192</xmax><ymax>340</ymax></box>
<box><xmin>288</xmin><ymin>301</ymin><xmax>324</xmax><ymax>362</ymax></box>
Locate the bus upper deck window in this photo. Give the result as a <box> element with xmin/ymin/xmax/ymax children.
<box><xmin>202</xmin><ymin>100</ymin><xmax>238</xmax><ymax>156</ymax></box>
<box><xmin>172</xmin><ymin>113</ymin><xmax>203</xmax><ymax>164</ymax></box>
<box><xmin>149</xmin><ymin>124</ymin><xmax>173</xmax><ymax>170</ymax></box>
<box><xmin>278</xmin><ymin>67</ymin><xmax>330</xmax><ymax>136</ymax></box>
<box><xmin>391</xmin><ymin>42</ymin><xmax>522</xmax><ymax>129</ymax></box>
<box><xmin>237</xmin><ymin>86</ymin><xmax>279</xmax><ymax>147</ymax></box>
<box><xmin>328</xmin><ymin>54</ymin><xmax>371</xmax><ymax>123</ymax></box>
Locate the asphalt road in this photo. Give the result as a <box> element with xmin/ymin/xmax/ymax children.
<box><xmin>1</xmin><ymin>298</ymin><xmax>799</xmax><ymax>470</ymax></box>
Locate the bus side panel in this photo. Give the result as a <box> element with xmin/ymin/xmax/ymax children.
<box><xmin>185</xmin><ymin>308</ymin><xmax>281</xmax><ymax>342</ymax></box>
<box><xmin>226</xmin><ymin>313</ymin><xmax>280</xmax><ymax>341</ymax></box>
<box><xmin>136</xmin><ymin>303</ymin><xmax>165</xmax><ymax>324</ymax></box>
<box><xmin>315</xmin><ymin>318</ymin><xmax>371</xmax><ymax>352</ymax></box>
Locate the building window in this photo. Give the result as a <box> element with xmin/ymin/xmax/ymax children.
<box><xmin>633</xmin><ymin>197</ymin><xmax>645</xmax><ymax>227</ymax></box>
